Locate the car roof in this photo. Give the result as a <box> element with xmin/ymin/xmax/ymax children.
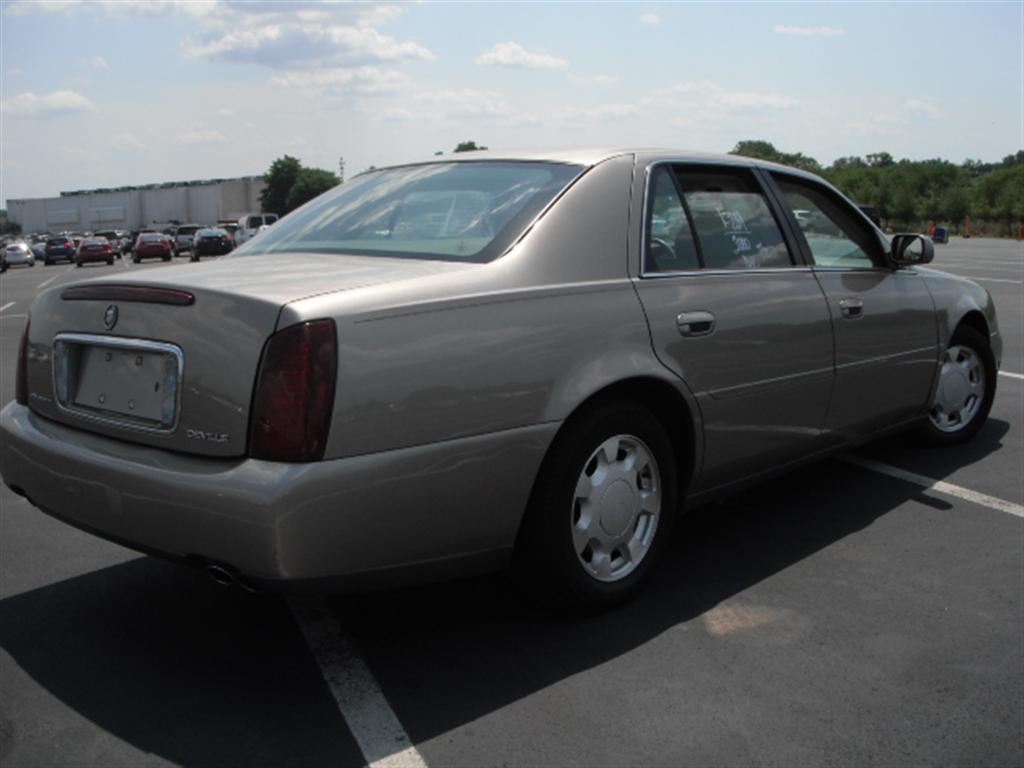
<box><xmin>369</xmin><ymin>147</ymin><xmax>829</xmax><ymax>185</ymax></box>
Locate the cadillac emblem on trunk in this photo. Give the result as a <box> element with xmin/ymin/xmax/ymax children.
<box><xmin>103</xmin><ymin>304</ymin><xmax>119</xmax><ymax>330</ymax></box>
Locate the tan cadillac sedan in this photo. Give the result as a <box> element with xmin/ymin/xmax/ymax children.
<box><xmin>0</xmin><ymin>150</ymin><xmax>1001</xmax><ymax>609</ymax></box>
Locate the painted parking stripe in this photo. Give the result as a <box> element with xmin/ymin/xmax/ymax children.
<box><xmin>0</xmin><ymin>302</ymin><xmax>14</xmax><ymax>312</ymax></box>
<box><xmin>959</xmin><ymin>276</ymin><xmax>1023</xmax><ymax>284</ymax></box>
<box><xmin>290</xmin><ymin>599</ymin><xmax>428</xmax><ymax>768</ymax></box>
<box><xmin>1000</xmin><ymin>371</ymin><xmax>1024</xmax><ymax>381</ymax></box>
<box><xmin>841</xmin><ymin>455</ymin><xmax>1024</xmax><ymax>518</ymax></box>
<box><xmin>38</xmin><ymin>275</ymin><xmax>58</xmax><ymax>288</ymax></box>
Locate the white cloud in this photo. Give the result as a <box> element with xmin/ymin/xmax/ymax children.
<box><xmin>271</xmin><ymin>66</ymin><xmax>406</xmax><ymax>95</ymax></box>
<box><xmin>570</xmin><ymin>74</ymin><xmax>619</xmax><ymax>86</ymax></box>
<box><xmin>173</xmin><ymin>128</ymin><xmax>227</xmax><ymax>144</ymax></box>
<box><xmin>112</xmin><ymin>133</ymin><xmax>147</xmax><ymax>150</ymax></box>
<box><xmin>718</xmin><ymin>91</ymin><xmax>799</xmax><ymax>109</ymax></box>
<box><xmin>6</xmin><ymin>67</ymin><xmax>24</xmax><ymax>76</ymax></box>
<box><xmin>658</xmin><ymin>81</ymin><xmax>799</xmax><ymax>111</ymax></box>
<box><xmin>186</xmin><ymin>20</ymin><xmax>434</xmax><ymax>67</ymax></box>
<box><xmin>415</xmin><ymin>88</ymin><xmax>514</xmax><ymax>118</ymax></box>
<box><xmin>639</xmin><ymin>14</ymin><xmax>661</xmax><ymax>25</ymax></box>
<box><xmin>2</xmin><ymin>89</ymin><xmax>95</xmax><ymax>116</ymax></box>
<box><xmin>773</xmin><ymin>25</ymin><xmax>845</xmax><ymax>37</ymax></box>
<box><xmin>906</xmin><ymin>97</ymin><xmax>944</xmax><ymax>121</ymax></box>
<box><xmin>356</xmin><ymin>4</ymin><xmax>404</xmax><ymax>27</ymax></box>
<box><xmin>83</xmin><ymin>55</ymin><xmax>109</xmax><ymax>69</ymax></box>
<box><xmin>476</xmin><ymin>41</ymin><xmax>568</xmax><ymax>70</ymax></box>
<box><xmin>561</xmin><ymin>103</ymin><xmax>642</xmax><ymax>121</ymax></box>
<box><xmin>216</xmin><ymin>107</ymin><xmax>235</xmax><ymax>116</ymax></box>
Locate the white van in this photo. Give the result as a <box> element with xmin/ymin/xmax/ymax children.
<box><xmin>234</xmin><ymin>213</ymin><xmax>279</xmax><ymax>246</ymax></box>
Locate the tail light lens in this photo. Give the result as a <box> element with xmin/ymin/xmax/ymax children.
<box><xmin>16</xmin><ymin>319</ymin><xmax>30</xmax><ymax>406</ymax></box>
<box><xmin>249</xmin><ymin>319</ymin><xmax>337</xmax><ymax>462</ymax></box>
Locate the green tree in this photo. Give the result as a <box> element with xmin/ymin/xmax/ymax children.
<box><xmin>260</xmin><ymin>155</ymin><xmax>302</xmax><ymax>214</ymax></box>
<box><xmin>729</xmin><ymin>140</ymin><xmax>821</xmax><ymax>172</ymax></box>
<box><xmin>454</xmin><ymin>140</ymin><xmax>488</xmax><ymax>153</ymax></box>
<box><xmin>285</xmin><ymin>167</ymin><xmax>340</xmax><ymax>213</ymax></box>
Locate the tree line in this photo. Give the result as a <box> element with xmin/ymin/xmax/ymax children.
<box><xmin>730</xmin><ymin>141</ymin><xmax>1024</xmax><ymax>237</ymax></box>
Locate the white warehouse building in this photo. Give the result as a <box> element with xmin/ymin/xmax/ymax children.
<box><xmin>7</xmin><ymin>176</ymin><xmax>267</xmax><ymax>234</ymax></box>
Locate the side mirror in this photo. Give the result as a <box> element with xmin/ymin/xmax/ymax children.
<box><xmin>890</xmin><ymin>233</ymin><xmax>934</xmax><ymax>266</ymax></box>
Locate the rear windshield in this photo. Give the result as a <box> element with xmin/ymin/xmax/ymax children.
<box><xmin>177</xmin><ymin>226</ymin><xmax>200</xmax><ymax>235</ymax></box>
<box><xmin>140</xmin><ymin>234</ymin><xmax>163</xmax><ymax>242</ymax></box>
<box><xmin>233</xmin><ymin>161</ymin><xmax>583</xmax><ymax>263</ymax></box>
<box><xmin>95</xmin><ymin>231</ymin><xmax>116</xmax><ymax>238</ymax></box>
<box><xmin>47</xmin><ymin>238</ymin><xmax>69</xmax><ymax>245</ymax></box>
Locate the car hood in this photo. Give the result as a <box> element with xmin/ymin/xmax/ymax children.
<box><xmin>72</xmin><ymin>252</ymin><xmax>482</xmax><ymax>306</ymax></box>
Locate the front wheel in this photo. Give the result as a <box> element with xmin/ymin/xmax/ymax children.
<box><xmin>922</xmin><ymin>326</ymin><xmax>996</xmax><ymax>445</ymax></box>
<box><xmin>516</xmin><ymin>402</ymin><xmax>678</xmax><ymax>611</ymax></box>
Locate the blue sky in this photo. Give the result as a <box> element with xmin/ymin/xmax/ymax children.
<box><xmin>2</xmin><ymin>1</ymin><xmax>1021</xmax><ymax>202</ymax></box>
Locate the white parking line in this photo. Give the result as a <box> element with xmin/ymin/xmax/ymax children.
<box><xmin>959</xmin><ymin>276</ymin><xmax>1023</xmax><ymax>284</ymax></box>
<box><xmin>0</xmin><ymin>302</ymin><xmax>14</xmax><ymax>312</ymax></box>
<box><xmin>38</xmin><ymin>275</ymin><xmax>58</xmax><ymax>288</ymax></box>
<box><xmin>0</xmin><ymin>313</ymin><xmax>28</xmax><ymax>320</ymax></box>
<box><xmin>841</xmin><ymin>455</ymin><xmax>1024</xmax><ymax>518</ymax></box>
<box><xmin>1000</xmin><ymin>371</ymin><xmax>1024</xmax><ymax>381</ymax></box>
<box><xmin>290</xmin><ymin>599</ymin><xmax>428</xmax><ymax>768</ymax></box>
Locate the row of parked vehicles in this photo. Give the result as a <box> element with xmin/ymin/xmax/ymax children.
<box><xmin>1</xmin><ymin>213</ymin><xmax>279</xmax><ymax>271</ymax></box>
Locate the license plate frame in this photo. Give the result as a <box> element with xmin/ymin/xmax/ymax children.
<box><xmin>52</xmin><ymin>333</ymin><xmax>184</xmax><ymax>432</ymax></box>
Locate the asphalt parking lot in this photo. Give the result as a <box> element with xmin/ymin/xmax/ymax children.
<box><xmin>0</xmin><ymin>241</ymin><xmax>1021</xmax><ymax>768</ymax></box>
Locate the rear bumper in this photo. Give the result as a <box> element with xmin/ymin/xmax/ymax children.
<box><xmin>0</xmin><ymin>402</ymin><xmax>555</xmax><ymax>591</ymax></box>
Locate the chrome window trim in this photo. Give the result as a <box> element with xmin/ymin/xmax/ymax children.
<box><xmin>639</xmin><ymin>160</ymin><xmax>799</xmax><ymax>279</ymax></box>
<box><xmin>51</xmin><ymin>333</ymin><xmax>185</xmax><ymax>435</ymax></box>
<box><xmin>639</xmin><ymin>266</ymin><xmax>815</xmax><ymax>279</ymax></box>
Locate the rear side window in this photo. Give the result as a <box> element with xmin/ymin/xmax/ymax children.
<box><xmin>645</xmin><ymin>165</ymin><xmax>793</xmax><ymax>273</ymax></box>
<box><xmin>247</xmin><ymin>216</ymin><xmax>263</xmax><ymax>229</ymax></box>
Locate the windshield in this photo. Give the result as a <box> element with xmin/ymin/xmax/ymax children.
<box><xmin>233</xmin><ymin>161</ymin><xmax>583</xmax><ymax>263</ymax></box>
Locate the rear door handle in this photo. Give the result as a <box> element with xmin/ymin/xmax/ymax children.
<box><xmin>676</xmin><ymin>310</ymin><xmax>716</xmax><ymax>337</ymax></box>
<box><xmin>839</xmin><ymin>298</ymin><xmax>864</xmax><ymax>318</ymax></box>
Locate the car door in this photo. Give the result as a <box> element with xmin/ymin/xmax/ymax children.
<box><xmin>765</xmin><ymin>172</ymin><xmax>938</xmax><ymax>438</ymax></box>
<box><xmin>633</xmin><ymin>162</ymin><xmax>835</xmax><ymax>492</ymax></box>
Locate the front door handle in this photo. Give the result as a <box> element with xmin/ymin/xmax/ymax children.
<box><xmin>677</xmin><ymin>310</ymin><xmax>716</xmax><ymax>337</ymax></box>
<box><xmin>839</xmin><ymin>297</ymin><xmax>864</xmax><ymax>318</ymax></box>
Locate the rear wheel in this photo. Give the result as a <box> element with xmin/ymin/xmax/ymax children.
<box><xmin>516</xmin><ymin>401</ymin><xmax>677</xmax><ymax>611</ymax></box>
<box><xmin>922</xmin><ymin>325</ymin><xmax>996</xmax><ymax>445</ymax></box>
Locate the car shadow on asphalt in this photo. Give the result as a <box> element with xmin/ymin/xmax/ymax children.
<box><xmin>0</xmin><ymin>558</ymin><xmax>364</xmax><ymax>768</ymax></box>
<box><xmin>0</xmin><ymin>418</ymin><xmax>1011</xmax><ymax>764</ymax></box>
<box><xmin>331</xmin><ymin>418</ymin><xmax>1014</xmax><ymax>746</ymax></box>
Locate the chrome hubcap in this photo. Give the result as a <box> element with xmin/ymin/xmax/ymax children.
<box><xmin>929</xmin><ymin>345</ymin><xmax>986</xmax><ymax>433</ymax></box>
<box><xmin>571</xmin><ymin>434</ymin><xmax>661</xmax><ymax>583</ymax></box>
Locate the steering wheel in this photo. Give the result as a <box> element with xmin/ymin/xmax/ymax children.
<box><xmin>648</xmin><ymin>237</ymin><xmax>676</xmax><ymax>270</ymax></box>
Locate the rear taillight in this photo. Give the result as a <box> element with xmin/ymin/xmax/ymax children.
<box><xmin>249</xmin><ymin>319</ymin><xmax>337</xmax><ymax>462</ymax></box>
<box><xmin>15</xmin><ymin>319</ymin><xmax>29</xmax><ymax>406</ymax></box>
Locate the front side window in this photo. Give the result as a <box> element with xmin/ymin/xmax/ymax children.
<box><xmin>234</xmin><ymin>161</ymin><xmax>582</xmax><ymax>263</ymax></box>
<box><xmin>774</xmin><ymin>175</ymin><xmax>883</xmax><ymax>269</ymax></box>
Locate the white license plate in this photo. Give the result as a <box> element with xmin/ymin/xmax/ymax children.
<box><xmin>53</xmin><ymin>335</ymin><xmax>182</xmax><ymax>431</ymax></box>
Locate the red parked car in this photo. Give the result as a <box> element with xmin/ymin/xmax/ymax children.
<box><xmin>75</xmin><ymin>237</ymin><xmax>115</xmax><ymax>267</ymax></box>
<box><xmin>133</xmin><ymin>232</ymin><xmax>174</xmax><ymax>263</ymax></box>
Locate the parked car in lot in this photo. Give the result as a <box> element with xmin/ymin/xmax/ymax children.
<box><xmin>93</xmin><ymin>230</ymin><xmax>125</xmax><ymax>257</ymax></box>
<box><xmin>190</xmin><ymin>228</ymin><xmax>234</xmax><ymax>260</ymax></box>
<box><xmin>132</xmin><ymin>232</ymin><xmax>174</xmax><ymax>263</ymax></box>
<box><xmin>75</xmin><ymin>236</ymin><xmax>115</xmax><ymax>266</ymax></box>
<box><xmin>234</xmin><ymin>212</ymin><xmax>278</xmax><ymax>246</ymax></box>
<box><xmin>43</xmin><ymin>236</ymin><xmax>76</xmax><ymax>265</ymax></box>
<box><xmin>0</xmin><ymin>149</ymin><xmax>1002</xmax><ymax>609</ymax></box>
<box><xmin>3</xmin><ymin>242</ymin><xmax>35</xmax><ymax>268</ymax></box>
<box><xmin>170</xmin><ymin>224</ymin><xmax>202</xmax><ymax>256</ymax></box>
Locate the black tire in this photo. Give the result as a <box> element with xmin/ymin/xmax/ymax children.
<box><xmin>162</xmin><ymin>256</ymin><xmax>171</xmax><ymax>262</ymax></box>
<box><xmin>75</xmin><ymin>261</ymin><xmax>82</xmax><ymax>268</ymax></box>
<box><xmin>107</xmin><ymin>259</ymin><xmax>113</xmax><ymax>265</ymax></box>
<box><xmin>133</xmin><ymin>257</ymin><xmax>140</xmax><ymax>264</ymax></box>
<box><xmin>515</xmin><ymin>401</ymin><xmax>678</xmax><ymax>611</ymax></box>
<box><xmin>921</xmin><ymin>325</ymin><xmax>996</xmax><ymax>446</ymax></box>
<box><xmin>190</xmin><ymin>254</ymin><xmax>199</xmax><ymax>262</ymax></box>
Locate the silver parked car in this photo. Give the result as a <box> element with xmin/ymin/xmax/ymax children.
<box><xmin>3</xmin><ymin>242</ymin><xmax>36</xmax><ymax>268</ymax></box>
<box><xmin>0</xmin><ymin>149</ymin><xmax>1001</xmax><ymax>609</ymax></box>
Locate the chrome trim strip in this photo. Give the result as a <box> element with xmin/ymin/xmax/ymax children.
<box><xmin>639</xmin><ymin>267</ymin><xmax>814</xmax><ymax>279</ymax></box>
<box><xmin>51</xmin><ymin>333</ymin><xmax>185</xmax><ymax>434</ymax></box>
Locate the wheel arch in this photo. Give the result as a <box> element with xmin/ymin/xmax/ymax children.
<box><xmin>520</xmin><ymin>374</ymin><xmax>702</xmax><ymax>545</ymax></box>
